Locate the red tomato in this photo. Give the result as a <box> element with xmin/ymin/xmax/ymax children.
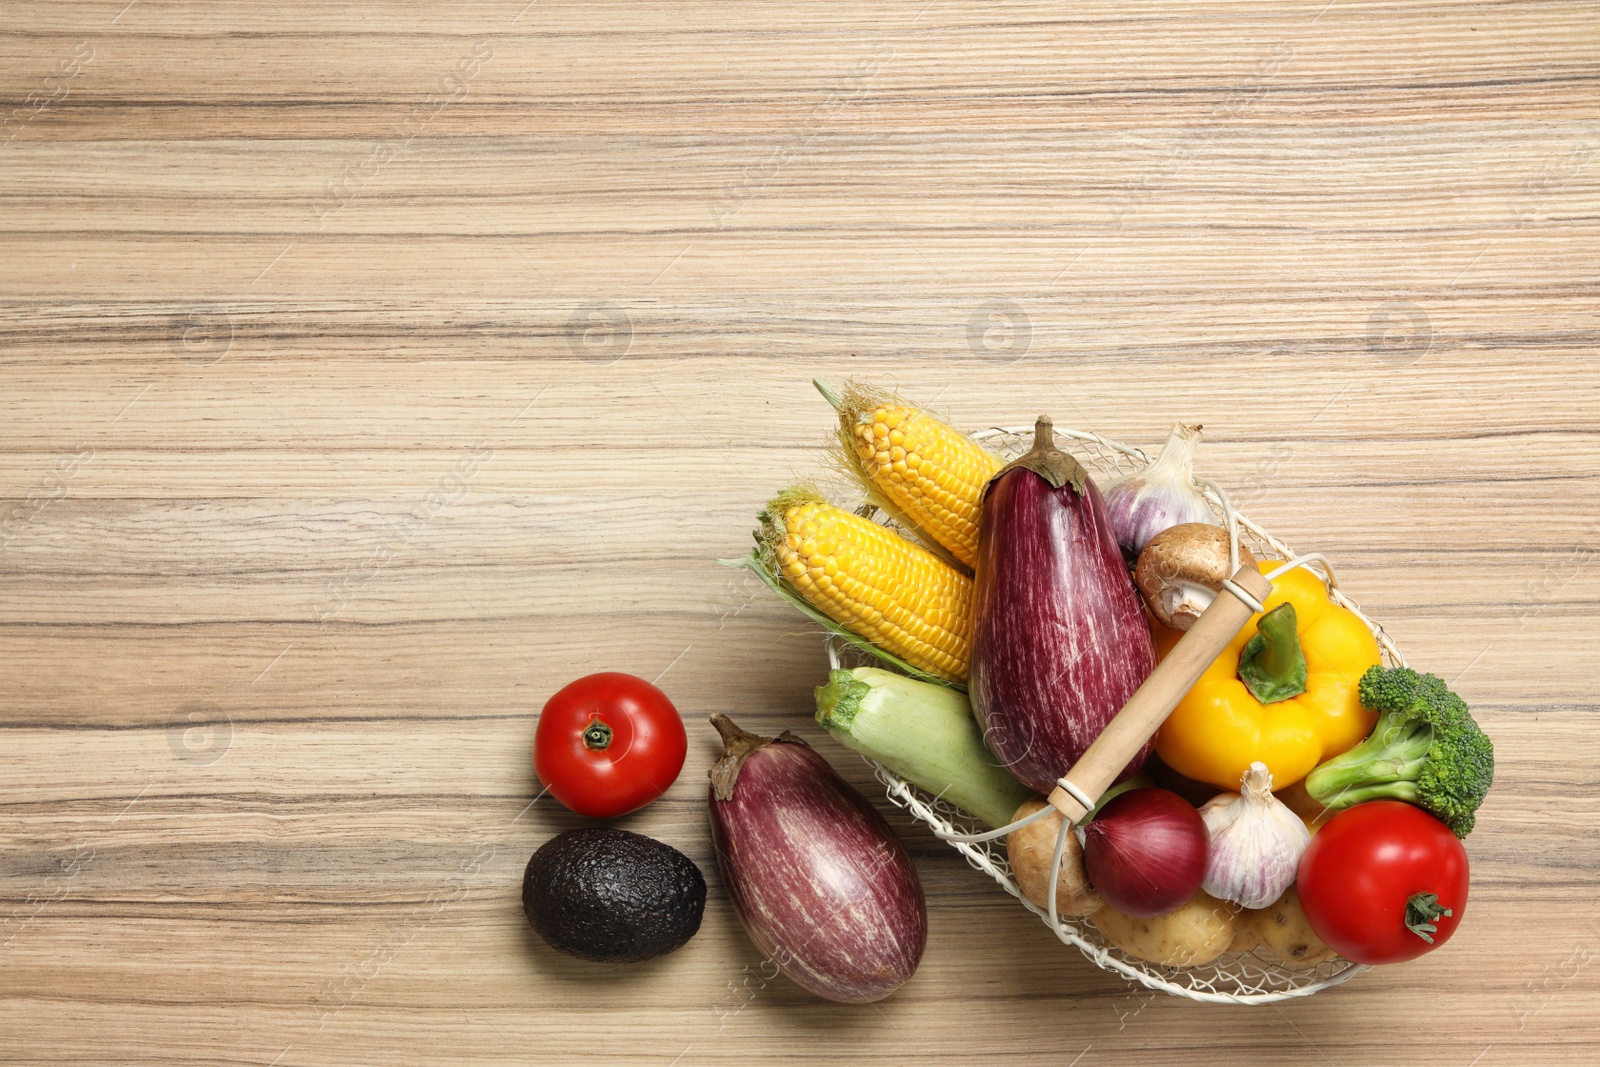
<box><xmin>1297</xmin><ymin>800</ymin><xmax>1469</xmax><ymax>964</ymax></box>
<box><xmin>533</xmin><ymin>673</ymin><xmax>687</xmax><ymax>819</ymax></box>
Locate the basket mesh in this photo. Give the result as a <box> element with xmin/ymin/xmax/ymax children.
<box><xmin>827</xmin><ymin>425</ymin><xmax>1390</xmax><ymax>1004</ymax></box>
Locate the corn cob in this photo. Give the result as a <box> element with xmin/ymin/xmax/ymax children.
<box><xmin>817</xmin><ymin>380</ymin><xmax>1000</xmax><ymax>570</ymax></box>
<box><xmin>760</xmin><ymin>487</ymin><xmax>972</xmax><ymax>683</ymax></box>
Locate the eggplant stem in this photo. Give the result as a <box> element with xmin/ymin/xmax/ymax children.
<box><xmin>988</xmin><ymin>413</ymin><xmax>1088</xmax><ymax>495</ymax></box>
<box><xmin>708</xmin><ymin>714</ymin><xmax>806</xmax><ymax>802</ymax></box>
<box><xmin>711</xmin><ymin>713</ymin><xmax>765</xmax><ymax>751</ymax></box>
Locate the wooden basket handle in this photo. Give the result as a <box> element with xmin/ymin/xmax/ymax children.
<box><xmin>1046</xmin><ymin>564</ymin><xmax>1274</xmax><ymax>823</ymax></box>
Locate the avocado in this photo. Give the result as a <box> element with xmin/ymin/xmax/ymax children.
<box><xmin>522</xmin><ymin>827</ymin><xmax>705</xmax><ymax>963</ymax></box>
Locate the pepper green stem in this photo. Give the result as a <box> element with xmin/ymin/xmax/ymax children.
<box><xmin>1237</xmin><ymin>602</ymin><xmax>1308</xmax><ymax>704</ymax></box>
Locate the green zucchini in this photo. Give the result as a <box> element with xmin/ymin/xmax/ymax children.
<box><xmin>814</xmin><ymin>667</ymin><xmax>1033</xmax><ymax>828</ymax></box>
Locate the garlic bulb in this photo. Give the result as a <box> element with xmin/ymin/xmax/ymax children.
<box><xmin>1102</xmin><ymin>422</ymin><xmax>1215</xmax><ymax>562</ymax></box>
<box><xmin>1199</xmin><ymin>761</ymin><xmax>1311</xmax><ymax>910</ymax></box>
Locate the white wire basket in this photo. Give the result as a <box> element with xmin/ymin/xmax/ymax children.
<box><xmin>824</xmin><ymin>424</ymin><xmax>1405</xmax><ymax>1005</ymax></box>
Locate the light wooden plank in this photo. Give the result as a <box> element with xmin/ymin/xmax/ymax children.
<box><xmin>2</xmin><ymin>1</ymin><xmax>1598</xmax><ymax>1064</ymax></box>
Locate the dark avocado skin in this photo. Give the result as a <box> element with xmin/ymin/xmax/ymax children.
<box><xmin>523</xmin><ymin>827</ymin><xmax>706</xmax><ymax>963</ymax></box>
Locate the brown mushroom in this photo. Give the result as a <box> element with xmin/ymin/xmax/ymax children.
<box><xmin>1134</xmin><ymin>523</ymin><xmax>1257</xmax><ymax>630</ymax></box>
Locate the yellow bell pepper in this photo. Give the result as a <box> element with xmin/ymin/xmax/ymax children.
<box><xmin>1154</xmin><ymin>560</ymin><xmax>1382</xmax><ymax>791</ymax></box>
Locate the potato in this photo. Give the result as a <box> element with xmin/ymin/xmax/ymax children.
<box><xmin>1229</xmin><ymin>906</ymin><xmax>1267</xmax><ymax>953</ymax></box>
<box><xmin>1249</xmin><ymin>886</ymin><xmax>1337</xmax><ymax>966</ymax></box>
<box><xmin>1092</xmin><ymin>891</ymin><xmax>1237</xmax><ymax>968</ymax></box>
<box><xmin>1006</xmin><ymin>797</ymin><xmax>1102</xmax><ymax>917</ymax></box>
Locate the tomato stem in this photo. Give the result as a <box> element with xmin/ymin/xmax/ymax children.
<box><xmin>582</xmin><ymin>718</ymin><xmax>613</xmax><ymax>751</ymax></box>
<box><xmin>1405</xmin><ymin>891</ymin><xmax>1453</xmax><ymax>943</ymax></box>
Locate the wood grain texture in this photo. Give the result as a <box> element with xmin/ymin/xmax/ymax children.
<box><xmin>2</xmin><ymin>1</ymin><xmax>1597</xmax><ymax>1064</ymax></box>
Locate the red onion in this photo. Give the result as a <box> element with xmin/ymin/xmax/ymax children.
<box><xmin>1081</xmin><ymin>788</ymin><xmax>1209</xmax><ymax>917</ymax></box>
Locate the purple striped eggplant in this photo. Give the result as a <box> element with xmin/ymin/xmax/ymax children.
<box><xmin>969</xmin><ymin>417</ymin><xmax>1158</xmax><ymax>794</ymax></box>
<box><xmin>707</xmin><ymin>715</ymin><xmax>926</xmax><ymax>1004</ymax></box>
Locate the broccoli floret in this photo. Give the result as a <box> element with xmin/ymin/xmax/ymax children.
<box><xmin>1304</xmin><ymin>665</ymin><xmax>1494</xmax><ymax>837</ymax></box>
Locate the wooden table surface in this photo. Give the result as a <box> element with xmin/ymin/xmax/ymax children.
<box><xmin>3</xmin><ymin>2</ymin><xmax>1597</xmax><ymax>1064</ymax></box>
